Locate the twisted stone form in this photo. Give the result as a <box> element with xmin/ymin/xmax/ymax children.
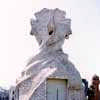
<box><xmin>15</xmin><ymin>8</ymin><xmax>85</xmax><ymax>100</ymax></box>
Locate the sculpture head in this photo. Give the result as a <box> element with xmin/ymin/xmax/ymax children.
<box><xmin>30</xmin><ymin>8</ymin><xmax>72</xmax><ymax>51</ymax></box>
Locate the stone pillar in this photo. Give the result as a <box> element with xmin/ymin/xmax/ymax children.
<box><xmin>88</xmin><ymin>75</ymin><xmax>100</xmax><ymax>100</ymax></box>
<box><xmin>92</xmin><ymin>75</ymin><xmax>100</xmax><ymax>100</ymax></box>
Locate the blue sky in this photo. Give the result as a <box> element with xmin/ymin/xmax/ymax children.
<box><xmin>0</xmin><ymin>0</ymin><xmax>100</xmax><ymax>89</ymax></box>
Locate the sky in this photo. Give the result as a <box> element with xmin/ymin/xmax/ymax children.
<box><xmin>0</xmin><ymin>0</ymin><xmax>100</xmax><ymax>89</ymax></box>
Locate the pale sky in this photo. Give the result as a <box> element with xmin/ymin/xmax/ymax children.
<box><xmin>0</xmin><ymin>0</ymin><xmax>100</xmax><ymax>89</ymax></box>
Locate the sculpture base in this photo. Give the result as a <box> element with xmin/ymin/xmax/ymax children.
<box><xmin>16</xmin><ymin>50</ymin><xmax>85</xmax><ymax>100</ymax></box>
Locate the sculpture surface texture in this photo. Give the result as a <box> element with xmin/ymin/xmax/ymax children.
<box><xmin>16</xmin><ymin>8</ymin><xmax>85</xmax><ymax>100</ymax></box>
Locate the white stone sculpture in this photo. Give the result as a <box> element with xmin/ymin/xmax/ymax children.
<box><xmin>16</xmin><ymin>8</ymin><xmax>85</xmax><ymax>100</ymax></box>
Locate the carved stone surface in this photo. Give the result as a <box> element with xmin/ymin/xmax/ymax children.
<box><xmin>16</xmin><ymin>8</ymin><xmax>85</xmax><ymax>100</ymax></box>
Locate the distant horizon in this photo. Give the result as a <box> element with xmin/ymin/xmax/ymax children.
<box><xmin>0</xmin><ymin>0</ymin><xmax>100</xmax><ymax>89</ymax></box>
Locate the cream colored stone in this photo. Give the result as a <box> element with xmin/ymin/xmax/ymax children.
<box><xmin>15</xmin><ymin>8</ymin><xmax>85</xmax><ymax>100</ymax></box>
